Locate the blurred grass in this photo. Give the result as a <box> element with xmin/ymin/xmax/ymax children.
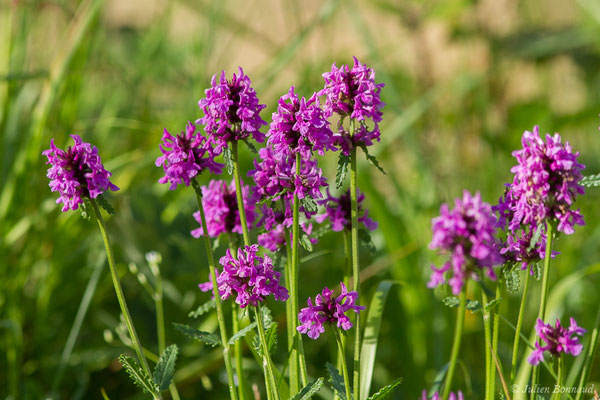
<box><xmin>1</xmin><ymin>0</ymin><xmax>600</xmax><ymax>398</ymax></box>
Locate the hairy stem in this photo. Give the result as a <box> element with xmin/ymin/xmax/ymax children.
<box><xmin>289</xmin><ymin>152</ymin><xmax>302</xmax><ymax>394</ymax></box>
<box><xmin>254</xmin><ymin>306</ymin><xmax>280</xmax><ymax>400</ymax></box>
<box><xmin>490</xmin><ymin>285</ymin><xmax>500</xmax><ymax>399</ymax></box>
<box><xmin>228</xmin><ymin>235</ymin><xmax>248</xmax><ymax>400</ymax></box>
<box><xmin>231</xmin><ymin>141</ymin><xmax>251</xmax><ymax>245</ymax></box>
<box><xmin>350</xmin><ymin>146</ymin><xmax>361</xmax><ymax>397</ymax></box>
<box><xmin>511</xmin><ymin>267</ymin><xmax>532</xmax><ymax>382</ymax></box>
<box><xmin>334</xmin><ymin>328</ymin><xmax>353</xmax><ymax>400</ymax></box>
<box><xmin>442</xmin><ymin>289</ymin><xmax>466</xmax><ymax>400</ymax></box>
<box><xmin>482</xmin><ymin>290</ymin><xmax>492</xmax><ymax>400</ymax></box>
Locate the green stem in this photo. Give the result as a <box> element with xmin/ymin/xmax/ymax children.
<box><xmin>336</xmin><ymin>231</ymin><xmax>352</xmax><ymax>400</ymax></box>
<box><xmin>482</xmin><ymin>290</ymin><xmax>492</xmax><ymax>400</ymax></box>
<box><xmin>231</xmin><ymin>141</ymin><xmax>250</xmax><ymax>245</ymax></box>
<box><xmin>350</xmin><ymin>146</ymin><xmax>361</xmax><ymax>397</ymax></box>
<box><xmin>575</xmin><ymin>307</ymin><xmax>600</xmax><ymax>400</ymax></box>
<box><xmin>192</xmin><ymin>183</ymin><xmax>239</xmax><ymax>400</ymax></box>
<box><xmin>511</xmin><ymin>266</ymin><xmax>532</xmax><ymax>382</ymax></box>
<box><xmin>554</xmin><ymin>356</ymin><xmax>563</xmax><ymax>400</ymax></box>
<box><xmin>531</xmin><ymin>222</ymin><xmax>554</xmax><ymax>400</ymax></box>
<box><xmin>334</xmin><ymin>328</ymin><xmax>353</xmax><ymax>400</ymax></box>
<box><xmin>254</xmin><ymin>306</ymin><xmax>280</xmax><ymax>400</ymax></box>
<box><xmin>228</xmin><ymin>235</ymin><xmax>248</xmax><ymax>400</ymax></box>
<box><xmin>89</xmin><ymin>199</ymin><xmax>154</xmax><ymax>381</ymax></box>
<box><xmin>442</xmin><ymin>289</ymin><xmax>466</xmax><ymax>400</ymax></box>
<box><xmin>289</xmin><ymin>152</ymin><xmax>302</xmax><ymax>394</ymax></box>
<box><xmin>490</xmin><ymin>286</ymin><xmax>500</xmax><ymax>399</ymax></box>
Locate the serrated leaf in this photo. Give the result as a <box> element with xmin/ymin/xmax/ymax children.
<box><xmin>367</xmin><ymin>377</ymin><xmax>402</xmax><ymax>400</ymax></box>
<box><xmin>300</xmin><ymin>197</ymin><xmax>318</xmax><ymax>213</ymax></box>
<box><xmin>118</xmin><ymin>354</ymin><xmax>158</xmax><ymax>395</ymax></box>
<box><xmin>300</xmin><ymin>233</ymin><xmax>314</xmax><ymax>252</ymax></box>
<box><xmin>97</xmin><ymin>194</ymin><xmax>115</xmax><ymax>216</ymax></box>
<box><xmin>291</xmin><ymin>377</ymin><xmax>325</xmax><ymax>400</ymax></box>
<box><xmin>503</xmin><ymin>265</ymin><xmax>521</xmax><ymax>293</ymax></box>
<box><xmin>336</xmin><ymin>153</ymin><xmax>350</xmax><ymax>189</ymax></box>
<box><xmin>153</xmin><ymin>344</ymin><xmax>178</xmax><ymax>391</ymax></box>
<box><xmin>243</xmin><ymin>139</ymin><xmax>258</xmax><ymax>154</ymax></box>
<box><xmin>527</xmin><ymin>223</ymin><xmax>544</xmax><ymax>252</ymax></box>
<box><xmin>442</xmin><ymin>296</ymin><xmax>460</xmax><ymax>307</ymax></box>
<box><xmin>533</xmin><ymin>262</ymin><xmax>542</xmax><ymax>281</ymax></box>
<box><xmin>188</xmin><ymin>299</ymin><xmax>216</xmax><ymax>318</ymax></box>
<box><xmin>360</xmin><ymin>146</ymin><xmax>386</xmax><ymax>175</ymax></box>
<box><xmin>466</xmin><ymin>299</ymin><xmax>482</xmax><ymax>313</ymax></box>
<box><xmin>223</xmin><ymin>146</ymin><xmax>234</xmax><ymax>175</ymax></box>
<box><xmin>253</xmin><ymin>321</ymin><xmax>278</xmax><ymax>357</ymax></box>
<box><xmin>580</xmin><ymin>173</ymin><xmax>600</xmax><ymax>187</ymax></box>
<box><xmin>325</xmin><ymin>362</ymin><xmax>347</xmax><ymax>400</ymax></box>
<box><xmin>173</xmin><ymin>323</ymin><xmax>220</xmax><ymax>347</ymax></box>
<box><xmin>79</xmin><ymin>200</ymin><xmax>93</xmax><ymax>221</ymax></box>
<box><xmin>228</xmin><ymin>322</ymin><xmax>257</xmax><ymax>345</ymax></box>
<box><xmin>485</xmin><ymin>297</ymin><xmax>503</xmax><ymax>312</ymax></box>
<box><xmin>358</xmin><ymin>228</ymin><xmax>376</xmax><ymax>255</ymax></box>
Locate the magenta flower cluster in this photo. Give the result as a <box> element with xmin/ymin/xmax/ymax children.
<box><xmin>217</xmin><ymin>245</ymin><xmax>289</xmax><ymax>308</ymax></box>
<box><xmin>421</xmin><ymin>391</ymin><xmax>463</xmax><ymax>400</ymax></box>
<box><xmin>319</xmin><ymin>57</ymin><xmax>385</xmax><ymax>155</ymax></box>
<box><xmin>197</xmin><ymin>68</ymin><xmax>267</xmax><ymax>153</ymax></box>
<box><xmin>428</xmin><ymin>190</ymin><xmax>503</xmax><ymax>295</ymax></box>
<box><xmin>528</xmin><ymin>317</ymin><xmax>586</xmax><ymax>366</ymax></box>
<box><xmin>155</xmin><ymin>122</ymin><xmax>223</xmax><ymax>190</ymax></box>
<box><xmin>43</xmin><ymin>134</ymin><xmax>119</xmax><ymax>212</ymax></box>
<box><xmin>191</xmin><ymin>179</ymin><xmax>258</xmax><ymax>239</ymax></box>
<box><xmin>316</xmin><ymin>188</ymin><xmax>377</xmax><ymax>232</ymax></box>
<box><xmin>297</xmin><ymin>283</ymin><xmax>365</xmax><ymax>340</ymax></box>
<box><xmin>267</xmin><ymin>86</ymin><xmax>335</xmax><ymax>160</ymax></box>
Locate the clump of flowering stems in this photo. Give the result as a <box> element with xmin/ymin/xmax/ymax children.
<box><xmin>494</xmin><ymin>126</ymin><xmax>585</xmax><ymax>394</ymax></box>
<box><xmin>320</xmin><ymin>56</ymin><xmax>384</xmax><ymax>398</ymax></box>
<box><xmin>428</xmin><ymin>190</ymin><xmax>503</xmax><ymax>400</ymax></box>
<box><xmin>43</xmin><ymin>136</ymin><xmax>161</xmax><ymax>399</ymax></box>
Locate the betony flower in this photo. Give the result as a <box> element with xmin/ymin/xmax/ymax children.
<box><xmin>315</xmin><ymin>188</ymin><xmax>378</xmax><ymax>232</ymax></box>
<box><xmin>495</xmin><ymin>126</ymin><xmax>585</xmax><ymax>236</ymax></box>
<box><xmin>297</xmin><ymin>283</ymin><xmax>365</xmax><ymax>340</ymax></box>
<box><xmin>191</xmin><ymin>179</ymin><xmax>258</xmax><ymax>238</ymax></box>
<box><xmin>197</xmin><ymin>68</ymin><xmax>267</xmax><ymax>153</ymax></box>
<box><xmin>249</xmin><ymin>146</ymin><xmax>327</xmax><ymax>203</ymax></box>
<box><xmin>43</xmin><ymin>134</ymin><xmax>119</xmax><ymax>212</ymax></box>
<box><xmin>428</xmin><ymin>190</ymin><xmax>503</xmax><ymax>295</ymax></box>
<box><xmin>421</xmin><ymin>391</ymin><xmax>463</xmax><ymax>400</ymax></box>
<box><xmin>217</xmin><ymin>244</ymin><xmax>288</xmax><ymax>308</ymax></box>
<box><xmin>319</xmin><ymin>57</ymin><xmax>385</xmax><ymax>155</ymax></box>
<box><xmin>155</xmin><ymin>122</ymin><xmax>223</xmax><ymax>190</ymax></box>
<box><xmin>528</xmin><ymin>318</ymin><xmax>586</xmax><ymax>365</ymax></box>
<box><xmin>267</xmin><ymin>86</ymin><xmax>335</xmax><ymax>160</ymax></box>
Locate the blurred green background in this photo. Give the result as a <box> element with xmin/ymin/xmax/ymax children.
<box><xmin>1</xmin><ymin>0</ymin><xmax>600</xmax><ymax>398</ymax></box>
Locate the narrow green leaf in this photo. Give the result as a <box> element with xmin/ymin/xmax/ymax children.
<box><xmin>360</xmin><ymin>145</ymin><xmax>386</xmax><ymax>175</ymax></box>
<box><xmin>223</xmin><ymin>146</ymin><xmax>234</xmax><ymax>175</ymax></box>
<box><xmin>527</xmin><ymin>223</ymin><xmax>543</xmax><ymax>252</ymax></box>
<box><xmin>580</xmin><ymin>173</ymin><xmax>600</xmax><ymax>187</ymax></box>
<box><xmin>502</xmin><ymin>265</ymin><xmax>520</xmax><ymax>293</ymax></box>
<box><xmin>485</xmin><ymin>297</ymin><xmax>503</xmax><ymax>312</ymax></box>
<box><xmin>442</xmin><ymin>296</ymin><xmax>460</xmax><ymax>307</ymax></box>
<box><xmin>188</xmin><ymin>299</ymin><xmax>216</xmax><ymax>318</ymax></box>
<box><xmin>300</xmin><ymin>197</ymin><xmax>318</xmax><ymax>213</ymax></box>
<box><xmin>79</xmin><ymin>200</ymin><xmax>93</xmax><ymax>221</ymax></box>
<box><xmin>291</xmin><ymin>377</ymin><xmax>325</xmax><ymax>400</ymax></box>
<box><xmin>228</xmin><ymin>322</ymin><xmax>257</xmax><ymax>345</ymax></box>
<box><xmin>358</xmin><ymin>227</ymin><xmax>376</xmax><ymax>255</ymax></box>
<box><xmin>153</xmin><ymin>344</ymin><xmax>178</xmax><ymax>391</ymax></box>
<box><xmin>253</xmin><ymin>321</ymin><xmax>278</xmax><ymax>357</ymax></box>
<box><xmin>243</xmin><ymin>139</ymin><xmax>258</xmax><ymax>154</ymax></box>
<box><xmin>118</xmin><ymin>354</ymin><xmax>158</xmax><ymax>395</ymax></box>
<box><xmin>325</xmin><ymin>362</ymin><xmax>347</xmax><ymax>400</ymax></box>
<box><xmin>428</xmin><ymin>363</ymin><xmax>449</xmax><ymax>397</ymax></box>
<box><xmin>336</xmin><ymin>153</ymin><xmax>350</xmax><ymax>189</ymax></box>
<box><xmin>97</xmin><ymin>194</ymin><xmax>115</xmax><ymax>216</ymax></box>
<box><xmin>300</xmin><ymin>233</ymin><xmax>314</xmax><ymax>252</ymax></box>
<box><xmin>366</xmin><ymin>377</ymin><xmax>402</xmax><ymax>400</ymax></box>
<box><xmin>533</xmin><ymin>262</ymin><xmax>542</xmax><ymax>281</ymax></box>
<box><xmin>173</xmin><ymin>323</ymin><xmax>220</xmax><ymax>347</ymax></box>
<box><xmin>466</xmin><ymin>299</ymin><xmax>482</xmax><ymax>313</ymax></box>
<box><xmin>360</xmin><ymin>281</ymin><xmax>395</xmax><ymax>400</ymax></box>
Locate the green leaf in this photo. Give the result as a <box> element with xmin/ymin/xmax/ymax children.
<box><xmin>358</xmin><ymin>227</ymin><xmax>376</xmax><ymax>255</ymax></box>
<box><xmin>253</xmin><ymin>321</ymin><xmax>278</xmax><ymax>357</ymax></box>
<box><xmin>188</xmin><ymin>299</ymin><xmax>216</xmax><ymax>318</ymax></box>
<box><xmin>360</xmin><ymin>281</ymin><xmax>395</xmax><ymax>400</ymax></box>
<box><xmin>97</xmin><ymin>194</ymin><xmax>115</xmax><ymax>216</ymax></box>
<box><xmin>300</xmin><ymin>233</ymin><xmax>314</xmax><ymax>252</ymax></box>
<box><xmin>442</xmin><ymin>296</ymin><xmax>460</xmax><ymax>307</ymax></box>
<box><xmin>228</xmin><ymin>322</ymin><xmax>257</xmax><ymax>345</ymax></box>
<box><xmin>527</xmin><ymin>223</ymin><xmax>544</xmax><ymax>252</ymax></box>
<box><xmin>366</xmin><ymin>377</ymin><xmax>402</xmax><ymax>400</ymax></box>
<box><xmin>243</xmin><ymin>138</ymin><xmax>258</xmax><ymax>154</ymax></box>
<box><xmin>118</xmin><ymin>354</ymin><xmax>158</xmax><ymax>395</ymax></box>
<box><xmin>360</xmin><ymin>145</ymin><xmax>386</xmax><ymax>175</ymax></box>
<box><xmin>173</xmin><ymin>323</ymin><xmax>220</xmax><ymax>347</ymax></box>
<box><xmin>503</xmin><ymin>265</ymin><xmax>521</xmax><ymax>293</ymax></box>
<box><xmin>79</xmin><ymin>200</ymin><xmax>94</xmax><ymax>221</ymax></box>
<box><xmin>223</xmin><ymin>146</ymin><xmax>234</xmax><ymax>175</ymax></box>
<box><xmin>581</xmin><ymin>173</ymin><xmax>600</xmax><ymax>187</ymax></box>
<box><xmin>325</xmin><ymin>362</ymin><xmax>347</xmax><ymax>400</ymax></box>
<box><xmin>336</xmin><ymin>153</ymin><xmax>350</xmax><ymax>189</ymax></box>
<box><xmin>428</xmin><ymin>363</ymin><xmax>449</xmax><ymax>397</ymax></box>
<box><xmin>466</xmin><ymin>299</ymin><xmax>482</xmax><ymax>313</ymax></box>
<box><xmin>290</xmin><ymin>377</ymin><xmax>325</xmax><ymax>400</ymax></box>
<box><xmin>485</xmin><ymin>297</ymin><xmax>503</xmax><ymax>312</ymax></box>
<box><xmin>533</xmin><ymin>262</ymin><xmax>542</xmax><ymax>281</ymax></box>
<box><xmin>300</xmin><ymin>197</ymin><xmax>318</xmax><ymax>213</ymax></box>
<box><xmin>153</xmin><ymin>344</ymin><xmax>178</xmax><ymax>391</ymax></box>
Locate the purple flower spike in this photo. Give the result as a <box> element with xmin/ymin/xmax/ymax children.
<box><xmin>528</xmin><ymin>317</ymin><xmax>586</xmax><ymax>365</ymax></box>
<box><xmin>297</xmin><ymin>283</ymin><xmax>365</xmax><ymax>340</ymax></box>
<box><xmin>496</xmin><ymin>126</ymin><xmax>585</xmax><ymax>236</ymax></box>
<box><xmin>267</xmin><ymin>86</ymin><xmax>335</xmax><ymax>160</ymax></box>
<box><xmin>156</xmin><ymin>122</ymin><xmax>223</xmax><ymax>190</ymax></box>
<box><xmin>428</xmin><ymin>190</ymin><xmax>503</xmax><ymax>295</ymax></box>
<box><xmin>43</xmin><ymin>134</ymin><xmax>119</xmax><ymax>212</ymax></box>
<box><xmin>319</xmin><ymin>57</ymin><xmax>385</xmax><ymax>155</ymax></box>
<box><xmin>421</xmin><ymin>390</ymin><xmax>464</xmax><ymax>400</ymax></box>
<box><xmin>197</xmin><ymin>68</ymin><xmax>267</xmax><ymax>153</ymax></box>
<box><xmin>249</xmin><ymin>146</ymin><xmax>328</xmax><ymax>204</ymax></box>
<box><xmin>315</xmin><ymin>188</ymin><xmax>378</xmax><ymax>232</ymax></box>
<box><xmin>191</xmin><ymin>179</ymin><xmax>259</xmax><ymax>238</ymax></box>
<box><xmin>217</xmin><ymin>244</ymin><xmax>288</xmax><ymax>308</ymax></box>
